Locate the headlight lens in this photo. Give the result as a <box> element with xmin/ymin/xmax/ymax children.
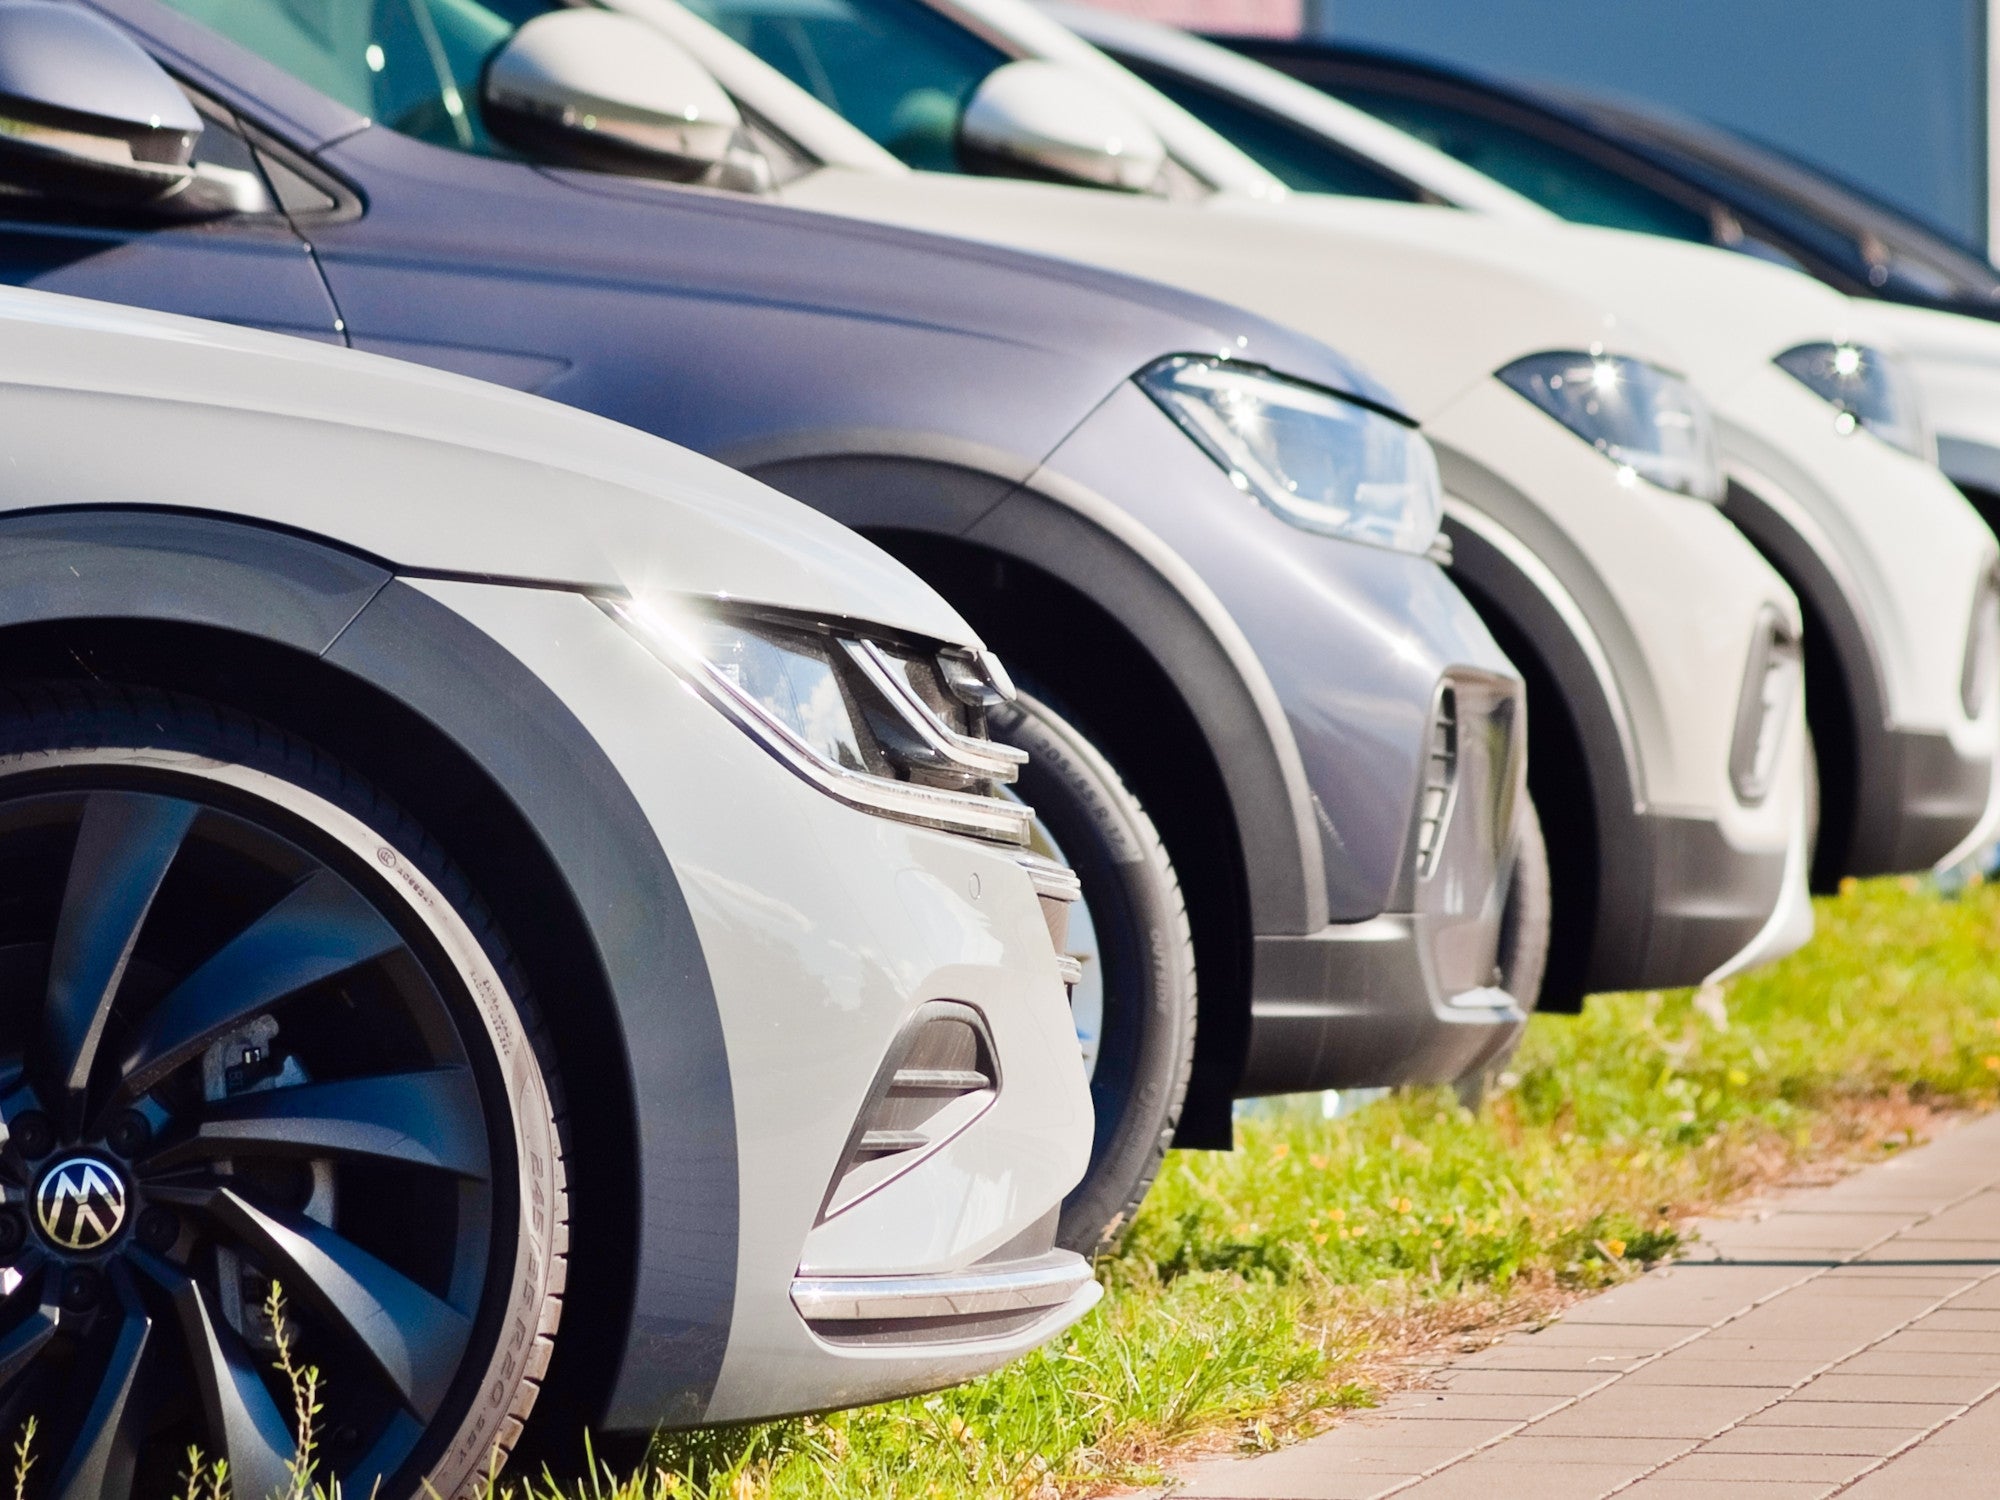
<box><xmin>601</xmin><ymin>597</ymin><xmax>1031</xmax><ymax>843</ymax></box>
<box><xmin>1498</xmin><ymin>352</ymin><xmax>1725</xmax><ymax>502</ymax></box>
<box><xmin>1774</xmin><ymin>342</ymin><xmax>1934</xmax><ymax>461</ymax></box>
<box><xmin>1138</xmin><ymin>355</ymin><xmax>1444</xmax><ymax>556</ymax></box>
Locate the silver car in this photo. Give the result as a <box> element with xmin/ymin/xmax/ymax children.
<box><xmin>0</xmin><ymin>286</ymin><xmax>1095</xmax><ymax>1498</ymax></box>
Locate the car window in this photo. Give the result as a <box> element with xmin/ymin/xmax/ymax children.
<box><xmin>1120</xmin><ymin>61</ymin><xmax>1420</xmax><ymax>201</ymax></box>
<box><xmin>152</xmin><ymin>0</ymin><xmax>561</xmax><ymax>151</ymax></box>
<box><xmin>1334</xmin><ymin>85</ymin><xmax>1715</xmax><ymax>243</ymax></box>
<box><xmin>680</xmin><ymin>0</ymin><xmax>1007</xmax><ymax>170</ymax></box>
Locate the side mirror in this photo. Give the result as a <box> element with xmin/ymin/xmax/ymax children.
<box><xmin>0</xmin><ymin>0</ymin><xmax>201</xmax><ymax>206</ymax></box>
<box><xmin>484</xmin><ymin>11</ymin><xmax>742</xmax><ymax>183</ymax></box>
<box><xmin>959</xmin><ymin>59</ymin><xmax>1164</xmax><ymax>192</ymax></box>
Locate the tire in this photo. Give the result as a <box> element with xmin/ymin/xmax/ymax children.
<box><xmin>0</xmin><ymin>683</ymin><xmax>567</xmax><ymax>1500</ymax></box>
<box><xmin>1456</xmin><ymin>792</ymin><xmax>1550</xmax><ymax>1108</ymax></box>
<box><xmin>1496</xmin><ymin>791</ymin><xmax>1551</xmax><ymax>1015</ymax></box>
<box><xmin>991</xmin><ymin>691</ymin><xmax>1196</xmax><ymax>1255</ymax></box>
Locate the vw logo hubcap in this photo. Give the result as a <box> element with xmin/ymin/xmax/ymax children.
<box><xmin>33</xmin><ymin>1155</ymin><xmax>128</xmax><ymax>1254</ymax></box>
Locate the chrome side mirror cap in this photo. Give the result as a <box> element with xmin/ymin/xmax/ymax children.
<box><xmin>484</xmin><ymin>10</ymin><xmax>742</xmax><ymax>183</ymax></box>
<box><xmin>959</xmin><ymin>59</ymin><xmax>1165</xmax><ymax>192</ymax></box>
<box><xmin>0</xmin><ymin>0</ymin><xmax>201</xmax><ymax>206</ymax></box>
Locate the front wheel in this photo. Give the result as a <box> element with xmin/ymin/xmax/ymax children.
<box><xmin>992</xmin><ymin>692</ymin><xmax>1196</xmax><ymax>1255</ymax></box>
<box><xmin>1457</xmin><ymin>792</ymin><xmax>1549</xmax><ymax>1108</ymax></box>
<box><xmin>0</xmin><ymin>684</ymin><xmax>566</xmax><ymax>1500</ymax></box>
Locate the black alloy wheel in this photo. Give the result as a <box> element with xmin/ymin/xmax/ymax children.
<box><xmin>0</xmin><ymin>685</ymin><xmax>566</xmax><ymax>1500</ymax></box>
<box><xmin>993</xmin><ymin>690</ymin><xmax>1197</xmax><ymax>1255</ymax></box>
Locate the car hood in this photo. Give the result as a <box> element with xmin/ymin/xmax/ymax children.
<box><xmin>0</xmin><ymin>286</ymin><xmax>983</xmax><ymax>643</ymax></box>
<box><xmin>779</xmin><ymin>168</ymin><xmax>1677</xmax><ymax>419</ymax></box>
<box><xmin>541</xmin><ymin>165</ymin><xmax>1402</xmax><ymax>418</ymax></box>
<box><xmin>1267</xmin><ymin>198</ymin><xmax>1865</xmax><ymax>403</ymax></box>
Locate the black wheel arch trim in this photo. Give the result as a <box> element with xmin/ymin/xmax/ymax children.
<box><xmin>1439</xmin><ymin>505</ymin><xmax>1656</xmax><ymax>998</ymax></box>
<box><xmin>0</xmin><ymin>506</ymin><xmax>738</xmax><ymax>1429</ymax></box>
<box><xmin>1717</xmin><ymin>476</ymin><xmax>1897</xmax><ymax>873</ymax></box>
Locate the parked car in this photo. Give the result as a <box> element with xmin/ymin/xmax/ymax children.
<box><xmin>0</xmin><ymin>283</ymin><xmax>1097</xmax><ymax>1496</ymax></box>
<box><xmin>546</xmin><ymin>0</ymin><xmax>1819</xmax><ymax>1019</ymax></box>
<box><xmin>0</xmin><ymin>0</ymin><xmax>1540</xmax><ymax>1255</ymax></box>
<box><xmin>713</xmin><ymin>0</ymin><xmax>1997</xmax><ymax>895</ymax></box>
<box><xmin>1055</xmin><ymin>10</ymin><xmax>2000</xmax><ymax>878</ymax></box>
<box><xmin>1216</xmin><ymin>35</ymin><xmax>2000</xmax><ymax>556</ymax></box>
<box><xmin>1218</xmin><ymin>36</ymin><xmax>2000</xmax><ymax>319</ymax></box>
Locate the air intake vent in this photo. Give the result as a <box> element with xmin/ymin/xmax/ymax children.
<box><xmin>1416</xmin><ymin>686</ymin><xmax>1459</xmax><ymax>877</ymax></box>
<box><xmin>821</xmin><ymin>1001</ymin><xmax>998</xmax><ymax>1221</ymax></box>
<box><xmin>1729</xmin><ymin>607</ymin><xmax>1803</xmax><ymax>805</ymax></box>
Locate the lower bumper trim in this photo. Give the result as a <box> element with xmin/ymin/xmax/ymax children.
<box><xmin>792</xmin><ymin>1249</ymin><xmax>1093</xmax><ymax>1326</ymax></box>
<box><xmin>1241</xmin><ymin>915</ymin><xmax>1526</xmax><ymax>1095</ymax></box>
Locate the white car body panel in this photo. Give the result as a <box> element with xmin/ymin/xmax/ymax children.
<box><xmin>0</xmin><ymin>284</ymin><xmax>1098</xmax><ymax>1411</ymax></box>
<box><xmin>1265</xmin><ymin>201</ymin><xmax>1999</xmax><ymax>746</ymax></box>
<box><xmin>0</xmin><ymin>284</ymin><xmax>973</xmax><ymax>644</ymax></box>
<box><xmin>414</xmin><ymin>581</ymin><xmax>1097</xmax><ymax>1417</ymax></box>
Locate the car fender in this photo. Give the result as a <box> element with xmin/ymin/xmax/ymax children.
<box><xmin>0</xmin><ymin>506</ymin><xmax>739</xmax><ymax>1425</ymax></box>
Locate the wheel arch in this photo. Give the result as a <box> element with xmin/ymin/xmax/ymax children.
<box><xmin>1442</xmin><ymin>504</ymin><xmax>1648</xmax><ymax>1010</ymax></box>
<box><xmin>0</xmin><ymin>506</ymin><xmax>727</xmax><ymax>1432</ymax></box>
<box><xmin>1718</xmin><ymin>477</ymin><xmax>1884</xmax><ymax>883</ymax></box>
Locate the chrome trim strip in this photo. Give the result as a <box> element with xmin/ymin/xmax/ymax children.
<box><xmin>843</xmin><ymin>638</ymin><xmax>1028</xmax><ymax>783</ymax></box>
<box><xmin>1014</xmin><ymin>850</ymin><xmax>1082</xmax><ymax>904</ymax></box>
<box><xmin>598</xmin><ymin>598</ymin><xmax>1031</xmax><ymax>844</ymax></box>
<box><xmin>791</xmin><ymin>1250</ymin><xmax>1093</xmax><ymax>1322</ymax></box>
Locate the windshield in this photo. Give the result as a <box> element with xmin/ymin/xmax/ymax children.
<box><xmin>1119</xmin><ymin>60</ymin><xmax>1420</xmax><ymax>200</ymax></box>
<box><xmin>1565</xmin><ymin>92</ymin><xmax>2000</xmax><ymax>306</ymax></box>
<box><xmin>1331</xmin><ymin>84</ymin><xmax>1716</xmax><ymax>243</ymax></box>
<box><xmin>155</xmin><ymin>0</ymin><xmax>562</xmax><ymax>151</ymax></box>
<box><xmin>681</xmin><ymin>0</ymin><xmax>1007</xmax><ymax>170</ymax></box>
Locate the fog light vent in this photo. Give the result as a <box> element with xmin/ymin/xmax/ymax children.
<box><xmin>1416</xmin><ymin>686</ymin><xmax>1459</xmax><ymax>877</ymax></box>
<box><xmin>1730</xmin><ymin>606</ymin><xmax>1803</xmax><ymax>805</ymax></box>
<box><xmin>821</xmin><ymin>1001</ymin><xmax>998</xmax><ymax>1221</ymax></box>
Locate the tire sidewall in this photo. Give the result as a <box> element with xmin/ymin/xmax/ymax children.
<box><xmin>992</xmin><ymin>692</ymin><xmax>1194</xmax><ymax>1252</ymax></box>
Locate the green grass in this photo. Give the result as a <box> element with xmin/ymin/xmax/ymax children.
<box><xmin>522</xmin><ymin>876</ymin><xmax>2000</xmax><ymax>1500</ymax></box>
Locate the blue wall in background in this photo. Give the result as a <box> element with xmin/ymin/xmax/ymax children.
<box><xmin>1317</xmin><ymin>0</ymin><xmax>1987</xmax><ymax>251</ymax></box>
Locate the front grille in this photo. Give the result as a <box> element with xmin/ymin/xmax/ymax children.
<box><xmin>820</xmin><ymin>1002</ymin><xmax>998</xmax><ymax>1221</ymax></box>
<box><xmin>1416</xmin><ymin>686</ymin><xmax>1459</xmax><ymax>878</ymax></box>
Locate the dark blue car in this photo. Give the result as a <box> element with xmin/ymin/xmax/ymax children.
<box><xmin>0</xmin><ymin>0</ymin><xmax>1530</xmax><ymax>1484</ymax></box>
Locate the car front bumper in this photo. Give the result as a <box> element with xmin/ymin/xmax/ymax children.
<box><xmin>1034</xmin><ymin>386</ymin><xmax>1527</xmax><ymax>1098</ymax></box>
<box><xmin>1240</xmin><ymin>666</ymin><xmax>1527</xmax><ymax>1094</ymax></box>
<box><xmin>412</xmin><ymin>579</ymin><xmax>1098</xmax><ymax>1428</ymax></box>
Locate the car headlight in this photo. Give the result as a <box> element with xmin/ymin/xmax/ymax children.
<box><xmin>1138</xmin><ymin>355</ymin><xmax>1444</xmax><ymax>557</ymax></box>
<box><xmin>1498</xmin><ymin>352</ymin><xmax>1725</xmax><ymax>502</ymax></box>
<box><xmin>1774</xmin><ymin>342</ymin><xmax>1934</xmax><ymax>461</ymax></box>
<box><xmin>601</xmin><ymin>596</ymin><xmax>1032</xmax><ymax>843</ymax></box>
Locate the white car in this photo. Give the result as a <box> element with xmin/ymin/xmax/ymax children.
<box><xmin>1063</xmin><ymin>6</ymin><xmax>2000</xmax><ymax>875</ymax></box>
<box><xmin>553</xmin><ymin>0</ymin><xmax>1816</xmax><ymax>1016</ymax></box>
<box><xmin>0</xmin><ymin>285</ymin><xmax>1094</xmax><ymax>1498</ymax></box>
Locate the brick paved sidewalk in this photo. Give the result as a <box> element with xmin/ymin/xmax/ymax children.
<box><xmin>1165</xmin><ymin>1110</ymin><xmax>2000</xmax><ymax>1499</ymax></box>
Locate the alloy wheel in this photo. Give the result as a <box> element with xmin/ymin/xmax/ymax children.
<box><xmin>0</xmin><ymin>772</ymin><xmax>514</xmax><ymax>1499</ymax></box>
